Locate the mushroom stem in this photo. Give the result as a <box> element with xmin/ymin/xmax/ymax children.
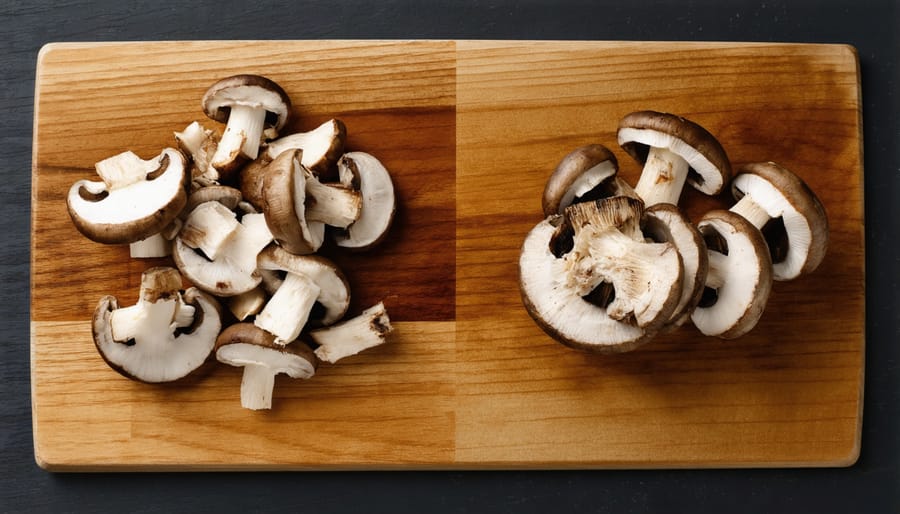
<box><xmin>212</xmin><ymin>104</ymin><xmax>266</xmax><ymax>168</ymax></box>
<box><xmin>730</xmin><ymin>194</ymin><xmax>772</xmax><ymax>230</ymax></box>
<box><xmin>634</xmin><ymin>146</ymin><xmax>691</xmax><ymax>206</ymax></box>
<box><xmin>129</xmin><ymin>232</ymin><xmax>171</xmax><ymax>258</ymax></box>
<box><xmin>179</xmin><ymin>201</ymin><xmax>241</xmax><ymax>261</ymax></box>
<box><xmin>305</xmin><ymin>177</ymin><xmax>362</xmax><ymax>228</ymax></box>
<box><xmin>705</xmin><ymin>250</ymin><xmax>727</xmax><ymax>289</ymax></box>
<box><xmin>254</xmin><ymin>272</ymin><xmax>321</xmax><ymax>345</ymax></box>
<box><xmin>310</xmin><ymin>302</ymin><xmax>392</xmax><ymax>364</ymax></box>
<box><xmin>239</xmin><ymin>364</ymin><xmax>276</xmax><ymax>410</ymax></box>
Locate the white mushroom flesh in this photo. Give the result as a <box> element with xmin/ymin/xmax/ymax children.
<box><xmin>310</xmin><ymin>302</ymin><xmax>392</xmax><ymax>364</ymax></box>
<box><xmin>216</xmin><ymin>343</ymin><xmax>315</xmax><ymax>410</ymax></box>
<box><xmin>334</xmin><ymin>152</ymin><xmax>395</xmax><ymax>249</ymax></box>
<box><xmin>305</xmin><ymin>175</ymin><xmax>362</xmax><ymax>228</ymax></box>
<box><xmin>179</xmin><ymin>201</ymin><xmax>241</xmax><ymax>261</ymax></box>
<box><xmin>632</xmin><ymin>146</ymin><xmax>691</xmax><ymax>206</ymax></box>
<box><xmin>254</xmin><ymin>272</ymin><xmax>321</xmax><ymax>345</ymax></box>
<box><xmin>265</xmin><ymin>119</ymin><xmax>341</xmax><ymax>169</ymax></box>
<box><xmin>129</xmin><ymin>232</ymin><xmax>171</xmax><ymax>258</ymax></box>
<box><xmin>617</xmin><ymin>127</ymin><xmax>724</xmax><ymax>196</ymax></box>
<box><xmin>557</xmin><ymin>160</ymin><xmax>618</xmax><ymax>214</ymax></box>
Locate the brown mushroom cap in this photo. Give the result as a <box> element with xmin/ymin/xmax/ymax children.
<box><xmin>201</xmin><ymin>74</ymin><xmax>292</xmax><ymax>131</ymax></box>
<box><xmin>542</xmin><ymin>144</ymin><xmax>637</xmax><ymax>216</ymax></box>
<box><xmin>264</xmin><ymin>119</ymin><xmax>348</xmax><ymax>179</ymax></box>
<box><xmin>617</xmin><ymin>111</ymin><xmax>731</xmax><ymax>195</ymax></box>
<box><xmin>261</xmin><ymin>149</ymin><xmax>325</xmax><ymax>255</ymax></box>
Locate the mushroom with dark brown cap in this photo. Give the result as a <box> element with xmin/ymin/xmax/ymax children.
<box><xmin>691</xmin><ymin>210</ymin><xmax>774</xmax><ymax>339</ymax></box>
<box><xmin>260</xmin><ymin>149</ymin><xmax>326</xmax><ymax>254</ymax></box>
<box><xmin>333</xmin><ymin>152</ymin><xmax>396</xmax><ymax>250</ymax></box>
<box><xmin>519</xmin><ymin>196</ymin><xmax>683</xmax><ymax>353</ymax></box>
<box><xmin>542</xmin><ymin>143</ymin><xmax>637</xmax><ymax>217</ymax></box>
<box><xmin>730</xmin><ymin>161</ymin><xmax>828</xmax><ymax>281</ymax></box>
<box><xmin>254</xmin><ymin>245</ymin><xmax>351</xmax><ymax>344</ymax></box>
<box><xmin>263</xmin><ymin>118</ymin><xmax>347</xmax><ymax>179</ymax></box>
<box><xmin>215</xmin><ymin>323</ymin><xmax>317</xmax><ymax>410</ymax></box>
<box><xmin>617</xmin><ymin>111</ymin><xmax>731</xmax><ymax>206</ymax></box>
<box><xmin>67</xmin><ymin>148</ymin><xmax>189</xmax><ymax>244</ymax></box>
<box><xmin>202</xmin><ymin>74</ymin><xmax>291</xmax><ymax>179</ymax></box>
<box><xmin>309</xmin><ymin>302</ymin><xmax>392</xmax><ymax>364</ymax></box>
<box><xmin>92</xmin><ymin>266</ymin><xmax>221</xmax><ymax>383</ymax></box>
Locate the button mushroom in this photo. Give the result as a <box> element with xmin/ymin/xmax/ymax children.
<box><xmin>617</xmin><ymin>111</ymin><xmax>731</xmax><ymax>207</ymax></box>
<box><xmin>542</xmin><ymin>143</ymin><xmax>637</xmax><ymax>217</ymax></box>
<box><xmin>262</xmin><ymin>118</ymin><xmax>347</xmax><ymax>179</ymax></box>
<box><xmin>215</xmin><ymin>323</ymin><xmax>317</xmax><ymax>410</ymax></box>
<box><xmin>519</xmin><ymin>196</ymin><xmax>683</xmax><ymax>353</ymax></box>
<box><xmin>92</xmin><ymin>266</ymin><xmax>221</xmax><ymax>383</ymax></box>
<box><xmin>308</xmin><ymin>302</ymin><xmax>393</xmax><ymax>364</ymax></box>
<box><xmin>691</xmin><ymin>210</ymin><xmax>774</xmax><ymax>339</ymax></box>
<box><xmin>67</xmin><ymin>148</ymin><xmax>189</xmax><ymax>244</ymax></box>
<box><xmin>333</xmin><ymin>152</ymin><xmax>397</xmax><ymax>250</ymax></box>
<box><xmin>730</xmin><ymin>161</ymin><xmax>829</xmax><ymax>281</ymax></box>
<box><xmin>260</xmin><ymin>149</ymin><xmax>327</xmax><ymax>255</ymax></box>
<box><xmin>202</xmin><ymin>74</ymin><xmax>291</xmax><ymax>179</ymax></box>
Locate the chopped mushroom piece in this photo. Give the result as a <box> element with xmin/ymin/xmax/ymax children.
<box><xmin>333</xmin><ymin>152</ymin><xmax>396</xmax><ymax>250</ymax></box>
<box><xmin>174</xmin><ymin>121</ymin><xmax>219</xmax><ymax>185</ymax></box>
<box><xmin>129</xmin><ymin>218</ymin><xmax>182</xmax><ymax>258</ymax></box>
<box><xmin>92</xmin><ymin>267</ymin><xmax>221</xmax><ymax>383</ymax></box>
<box><xmin>730</xmin><ymin>162</ymin><xmax>828</xmax><ymax>281</ymax></box>
<box><xmin>227</xmin><ymin>286</ymin><xmax>268</xmax><ymax>321</ymax></box>
<box><xmin>542</xmin><ymin>144</ymin><xmax>637</xmax><ymax>216</ymax></box>
<box><xmin>202</xmin><ymin>74</ymin><xmax>291</xmax><ymax>179</ymax></box>
<box><xmin>617</xmin><ymin>111</ymin><xmax>731</xmax><ymax>207</ymax></box>
<box><xmin>67</xmin><ymin>148</ymin><xmax>188</xmax><ymax>244</ymax></box>
<box><xmin>215</xmin><ymin>323</ymin><xmax>317</xmax><ymax>410</ymax></box>
<box><xmin>263</xmin><ymin>119</ymin><xmax>347</xmax><ymax>179</ymax></box>
<box><xmin>691</xmin><ymin>210</ymin><xmax>773</xmax><ymax>339</ymax></box>
<box><xmin>309</xmin><ymin>302</ymin><xmax>392</xmax><ymax>364</ymax></box>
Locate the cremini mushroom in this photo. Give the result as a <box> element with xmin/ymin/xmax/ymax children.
<box><xmin>333</xmin><ymin>152</ymin><xmax>396</xmax><ymax>250</ymax></box>
<box><xmin>260</xmin><ymin>149</ymin><xmax>326</xmax><ymax>254</ymax></box>
<box><xmin>617</xmin><ymin>111</ymin><xmax>731</xmax><ymax>207</ymax></box>
<box><xmin>92</xmin><ymin>267</ymin><xmax>221</xmax><ymax>383</ymax></box>
<box><xmin>215</xmin><ymin>323</ymin><xmax>317</xmax><ymax>410</ymax></box>
<box><xmin>730</xmin><ymin>161</ymin><xmax>828</xmax><ymax>281</ymax></box>
<box><xmin>263</xmin><ymin>118</ymin><xmax>347</xmax><ymax>179</ymax></box>
<box><xmin>67</xmin><ymin>148</ymin><xmax>188</xmax><ymax>244</ymax></box>
<box><xmin>542</xmin><ymin>144</ymin><xmax>636</xmax><ymax>217</ymax></box>
<box><xmin>174</xmin><ymin>121</ymin><xmax>219</xmax><ymax>186</ymax></box>
<box><xmin>308</xmin><ymin>302</ymin><xmax>392</xmax><ymax>364</ymax></box>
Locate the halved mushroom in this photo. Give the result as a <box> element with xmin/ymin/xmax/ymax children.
<box><xmin>691</xmin><ymin>210</ymin><xmax>774</xmax><ymax>339</ymax></box>
<box><xmin>519</xmin><ymin>196</ymin><xmax>683</xmax><ymax>353</ymax></box>
<box><xmin>309</xmin><ymin>302</ymin><xmax>392</xmax><ymax>364</ymax></box>
<box><xmin>333</xmin><ymin>152</ymin><xmax>396</xmax><ymax>250</ymax></box>
<box><xmin>617</xmin><ymin>111</ymin><xmax>731</xmax><ymax>207</ymax></box>
<box><xmin>92</xmin><ymin>267</ymin><xmax>221</xmax><ymax>383</ymax></box>
<box><xmin>254</xmin><ymin>245</ymin><xmax>351</xmax><ymax>344</ymax></box>
<box><xmin>262</xmin><ymin>119</ymin><xmax>347</xmax><ymax>179</ymax></box>
<box><xmin>542</xmin><ymin>144</ymin><xmax>637</xmax><ymax>216</ymax></box>
<box><xmin>215</xmin><ymin>323</ymin><xmax>317</xmax><ymax>410</ymax></box>
<box><xmin>202</xmin><ymin>74</ymin><xmax>291</xmax><ymax>180</ymax></box>
<box><xmin>261</xmin><ymin>149</ymin><xmax>326</xmax><ymax>255</ymax></box>
<box><xmin>67</xmin><ymin>148</ymin><xmax>189</xmax><ymax>244</ymax></box>
<box><xmin>730</xmin><ymin>162</ymin><xmax>828</xmax><ymax>281</ymax></box>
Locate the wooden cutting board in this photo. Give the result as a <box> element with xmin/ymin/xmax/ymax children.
<box><xmin>31</xmin><ymin>40</ymin><xmax>864</xmax><ymax>471</ymax></box>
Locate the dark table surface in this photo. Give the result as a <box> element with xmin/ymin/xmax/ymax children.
<box><xmin>4</xmin><ymin>1</ymin><xmax>898</xmax><ymax>512</ymax></box>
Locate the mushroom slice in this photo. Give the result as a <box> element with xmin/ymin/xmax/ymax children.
<box><xmin>215</xmin><ymin>323</ymin><xmax>317</xmax><ymax>410</ymax></box>
<box><xmin>333</xmin><ymin>152</ymin><xmax>396</xmax><ymax>250</ymax></box>
<box><xmin>174</xmin><ymin>121</ymin><xmax>219</xmax><ymax>185</ymax></box>
<box><xmin>173</xmin><ymin>200</ymin><xmax>274</xmax><ymax>297</ymax></box>
<box><xmin>254</xmin><ymin>245</ymin><xmax>351</xmax><ymax>344</ymax></box>
<box><xmin>183</xmin><ymin>184</ymin><xmax>243</xmax><ymax>218</ymax></box>
<box><xmin>730</xmin><ymin>162</ymin><xmax>829</xmax><ymax>281</ymax></box>
<box><xmin>202</xmin><ymin>74</ymin><xmax>292</xmax><ymax>179</ymax></box>
<box><xmin>519</xmin><ymin>196</ymin><xmax>683</xmax><ymax>353</ymax></box>
<box><xmin>92</xmin><ymin>267</ymin><xmax>221</xmax><ymax>383</ymax></box>
<box><xmin>261</xmin><ymin>149</ymin><xmax>326</xmax><ymax>255</ymax></box>
<box><xmin>129</xmin><ymin>218</ymin><xmax>182</xmax><ymax>258</ymax></box>
<box><xmin>227</xmin><ymin>286</ymin><xmax>269</xmax><ymax>321</ymax></box>
<box><xmin>691</xmin><ymin>210</ymin><xmax>774</xmax><ymax>339</ymax></box>
<box><xmin>309</xmin><ymin>302</ymin><xmax>393</xmax><ymax>364</ymax></box>
<box><xmin>263</xmin><ymin>119</ymin><xmax>347</xmax><ymax>179</ymax></box>
<box><xmin>67</xmin><ymin>148</ymin><xmax>188</xmax><ymax>244</ymax></box>
<box><xmin>641</xmin><ymin>204</ymin><xmax>708</xmax><ymax>329</ymax></box>
<box><xmin>617</xmin><ymin>111</ymin><xmax>731</xmax><ymax>206</ymax></box>
<box><xmin>542</xmin><ymin>144</ymin><xmax>637</xmax><ymax>216</ymax></box>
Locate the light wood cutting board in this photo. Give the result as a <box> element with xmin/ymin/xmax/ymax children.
<box><xmin>31</xmin><ymin>40</ymin><xmax>864</xmax><ymax>471</ymax></box>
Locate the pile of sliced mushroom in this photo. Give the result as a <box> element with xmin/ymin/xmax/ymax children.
<box><xmin>67</xmin><ymin>74</ymin><xmax>396</xmax><ymax>410</ymax></box>
<box><xmin>520</xmin><ymin>110</ymin><xmax>829</xmax><ymax>353</ymax></box>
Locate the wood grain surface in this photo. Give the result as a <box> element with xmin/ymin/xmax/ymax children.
<box><xmin>31</xmin><ymin>40</ymin><xmax>864</xmax><ymax>470</ymax></box>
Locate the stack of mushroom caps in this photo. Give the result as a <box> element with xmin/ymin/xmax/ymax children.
<box><xmin>66</xmin><ymin>74</ymin><xmax>396</xmax><ymax>410</ymax></box>
<box><xmin>519</xmin><ymin>110</ymin><xmax>829</xmax><ymax>353</ymax></box>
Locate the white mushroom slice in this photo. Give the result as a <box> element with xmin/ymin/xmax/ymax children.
<box><xmin>67</xmin><ymin>148</ymin><xmax>188</xmax><ymax>244</ymax></box>
<box><xmin>310</xmin><ymin>302</ymin><xmax>393</xmax><ymax>364</ymax></box>
<box><xmin>263</xmin><ymin>119</ymin><xmax>347</xmax><ymax>178</ymax></box>
<box><xmin>215</xmin><ymin>323</ymin><xmax>317</xmax><ymax>410</ymax></box>
<box><xmin>542</xmin><ymin>144</ymin><xmax>637</xmax><ymax>216</ymax></box>
<box><xmin>730</xmin><ymin>162</ymin><xmax>829</xmax><ymax>281</ymax></box>
<box><xmin>227</xmin><ymin>287</ymin><xmax>268</xmax><ymax>321</ymax></box>
<box><xmin>253</xmin><ymin>272</ymin><xmax>321</xmax><ymax>345</ymax></box>
<box><xmin>617</xmin><ymin>111</ymin><xmax>731</xmax><ymax>206</ymax></box>
<box><xmin>92</xmin><ymin>267</ymin><xmax>221</xmax><ymax>383</ymax></box>
<box><xmin>691</xmin><ymin>210</ymin><xmax>774</xmax><ymax>339</ymax></box>
<box><xmin>334</xmin><ymin>152</ymin><xmax>396</xmax><ymax>250</ymax></box>
<box><xmin>174</xmin><ymin>121</ymin><xmax>219</xmax><ymax>184</ymax></box>
<box><xmin>178</xmin><ymin>201</ymin><xmax>240</xmax><ymax>261</ymax></box>
<box><xmin>129</xmin><ymin>219</ymin><xmax>182</xmax><ymax>258</ymax></box>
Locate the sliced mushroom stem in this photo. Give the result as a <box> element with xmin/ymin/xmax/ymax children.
<box><xmin>254</xmin><ymin>272</ymin><xmax>321</xmax><ymax>345</ymax></box>
<box><xmin>227</xmin><ymin>287</ymin><xmax>268</xmax><ymax>321</ymax></box>
<box><xmin>94</xmin><ymin>151</ymin><xmax>159</xmax><ymax>189</ymax></box>
<box><xmin>179</xmin><ymin>201</ymin><xmax>241</xmax><ymax>261</ymax></box>
<box><xmin>730</xmin><ymin>194</ymin><xmax>771</xmax><ymax>229</ymax></box>
<box><xmin>305</xmin><ymin>177</ymin><xmax>362</xmax><ymax>228</ymax></box>
<box><xmin>239</xmin><ymin>364</ymin><xmax>276</xmax><ymax>411</ymax></box>
<box><xmin>705</xmin><ymin>250</ymin><xmax>727</xmax><ymax>289</ymax></box>
<box><xmin>634</xmin><ymin>146</ymin><xmax>691</xmax><ymax>206</ymax></box>
<box><xmin>310</xmin><ymin>302</ymin><xmax>392</xmax><ymax>364</ymax></box>
<box><xmin>212</xmin><ymin>104</ymin><xmax>266</xmax><ymax>169</ymax></box>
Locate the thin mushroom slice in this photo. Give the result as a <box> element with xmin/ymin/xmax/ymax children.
<box><xmin>691</xmin><ymin>210</ymin><xmax>774</xmax><ymax>339</ymax></box>
<box><xmin>542</xmin><ymin>144</ymin><xmax>637</xmax><ymax>217</ymax></box>
<box><xmin>730</xmin><ymin>161</ymin><xmax>829</xmax><ymax>281</ymax></box>
<box><xmin>333</xmin><ymin>152</ymin><xmax>396</xmax><ymax>250</ymax></box>
<box><xmin>309</xmin><ymin>302</ymin><xmax>393</xmax><ymax>364</ymax></box>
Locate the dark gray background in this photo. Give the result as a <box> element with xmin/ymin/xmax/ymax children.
<box><xmin>3</xmin><ymin>0</ymin><xmax>898</xmax><ymax>512</ymax></box>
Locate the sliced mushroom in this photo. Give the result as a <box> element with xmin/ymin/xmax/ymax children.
<box><xmin>519</xmin><ymin>196</ymin><xmax>683</xmax><ymax>353</ymax></box>
<box><xmin>730</xmin><ymin>161</ymin><xmax>828</xmax><ymax>281</ymax></box>
<box><xmin>254</xmin><ymin>245</ymin><xmax>351</xmax><ymax>344</ymax></box>
<box><xmin>67</xmin><ymin>148</ymin><xmax>188</xmax><ymax>244</ymax></box>
<box><xmin>92</xmin><ymin>267</ymin><xmax>221</xmax><ymax>383</ymax></box>
<box><xmin>174</xmin><ymin>120</ymin><xmax>219</xmax><ymax>186</ymax></box>
<box><xmin>202</xmin><ymin>74</ymin><xmax>291</xmax><ymax>180</ymax></box>
<box><xmin>542</xmin><ymin>144</ymin><xmax>636</xmax><ymax>216</ymax></box>
<box><xmin>261</xmin><ymin>149</ymin><xmax>326</xmax><ymax>255</ymax></box>
<box><xmin>691</xmin><ymin>210</ymin><xmax>774</xmax><ymax>339</ymax></box>
<box><xmin>129</xmin><ymin>218</ymin><xmax>182</xmax><ymax>258</ymax></box>
<box><xmin>309</xmin><ymin>302</ymin><xmax>392</xmax><ymax>364</ymax></box>
<box><xmin>227</xmin><ymin>286</ymin><xmax>268</xmax><ymax>321</ymax></box>
<box><xmin>182</xmin><ymin>184</ymin><xmax>243</xmax><ymax>217</ymax></box>
<box><xmin>215</xmin><ymin>323</ymin><xmax>317</xmax><ymax>410</ymax></box>
<box><xmin>263</xmin><ymin>118</ymin><xmax>347</xmax><ymax>179</ymax></box>
<box><xmin>333</xmin><ymin>152</ymin><xmax>396</xmax><ymax>250</ymax></box>
<box><xmin>617</xmin><ymin>111</ymin><xmax>731</xmax><ymax>206</ymax></box>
